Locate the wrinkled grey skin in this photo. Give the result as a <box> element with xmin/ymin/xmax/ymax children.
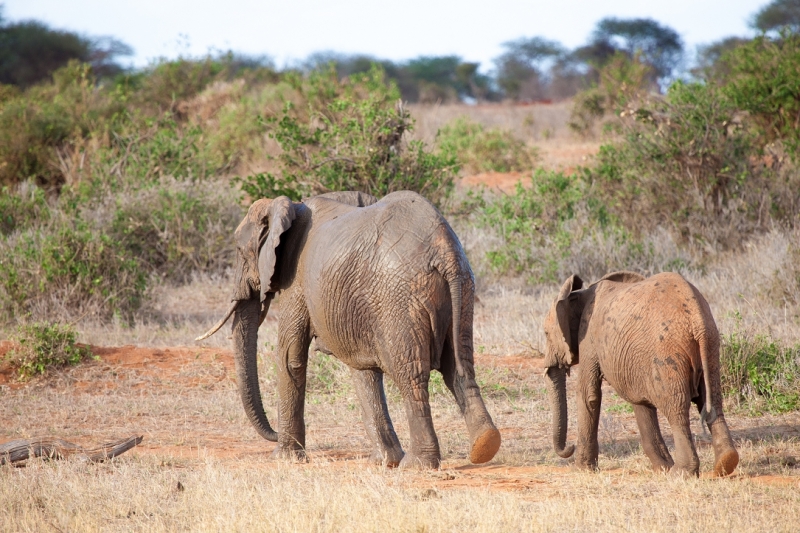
<box><xmin>213</xmin><ymin>190</ymin><xmax>500</xmax><ymax>469</ymax></box>
<box><xmin>543</xmin><ymin>271</ymin><xmax>739</xmax><ymax>477</ymax></box>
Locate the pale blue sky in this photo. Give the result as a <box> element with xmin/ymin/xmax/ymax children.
<box><xmin>5</xmin><ymin>1</ymin><xmax>769</xmax><ymax>70</ymax></box>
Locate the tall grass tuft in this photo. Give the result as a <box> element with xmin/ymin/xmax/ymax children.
<box><xmin>720</xmin><ymin>316</ymin><xmax>800</xmax><ymax>414</ymax></box>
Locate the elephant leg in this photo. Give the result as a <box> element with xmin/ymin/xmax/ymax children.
<box><xmin>273</xmin><ymin>301</ymin><xmax>312</xmax><ymax>462</ymax></box>
<box><xmin>694</xmin><ymin>370</ymin><xmax>738</xmax><ymax>476</ymax></box>
<box><xmin>394</xmin><ymin>360</ymin><xmax>440</xmax><ymax>469</ymax></box>
<box><xmin>440</xmin><ymin>344</ymin><xmax>501</xmax><ymax>464</ymax></box>
<box><xmin>633</xmin><ymin>404</ymin><xmax>674</xmax><ymax>473</ymax></box>
<box><xmin>575</xmin><ymin>363</ymin><xmax>602</xmax><ymax>470</ymax></box>
<box><xmin>663</xmin><ymin>399</ymin><xmax>700</xmax><ymax>477</ymax></box>
<box><xmin>350</xmin><ymin>367</ymin><xmax>404</xmax><ymax>467</ymax></box>
<box><xmin>708</xmin><ymin>415</ymin><xmax>739</xmax><ymax>476</ymax></box>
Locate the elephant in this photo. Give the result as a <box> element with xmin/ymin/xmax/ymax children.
<box><xmin>542</xmin><ymin>271</ymin><xmax>739</xmax><ymax>477</ymax></box>
<box><xmin>197</xmin><ymin>190</ymin><xmax>501</xmax><ymax>469</ymax></box>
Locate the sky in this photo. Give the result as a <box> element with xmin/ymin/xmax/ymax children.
<box><xmin>4</xmin><ymin>0</ymin><xmax>770</xmax><ymax>71</ymax></box>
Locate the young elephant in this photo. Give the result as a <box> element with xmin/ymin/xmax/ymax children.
<box><xmin>542</xmin><ymin>271</ymin><xmax>739</xmax><ymax>477</ymax></box>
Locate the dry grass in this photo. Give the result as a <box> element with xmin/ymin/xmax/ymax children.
<box><xmin>408</xmin><ymin>102</ymin><xmax>575</xmax><ymax>145</ymax></box>
<box><xmin>1</xmin><ymin>333</ymin><xmax>799</xmax><ymax>532</ymax></box>
<box><xmin>2</xmin><ymin>455</ymin><xmax>799</xmax><ymax>532</ymax></box>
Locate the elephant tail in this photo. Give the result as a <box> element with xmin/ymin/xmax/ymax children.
<box><xmin>698</xmin><ymin>332</ymin><xmax>718</xmax><ymax>428</ymax></box>
<box><xmin>448</xmin><ymin>273</ymin><xmax>466</xmax><ymax>378</ymax></box>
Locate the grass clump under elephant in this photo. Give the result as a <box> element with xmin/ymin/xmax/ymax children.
<box><xmin>199</xmin><ymin>190</ymin><xmax>738</xmax><ymax>476</ymax></box>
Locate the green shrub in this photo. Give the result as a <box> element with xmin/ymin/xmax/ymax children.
<box><xmin>459</xmin><ymin>169</ymin><xmax>694</xmax><ymax>282</ymax></box>
<box><xmin>568</xmin><ymin>52</ymin><xmax>654</xmax><ymax>136</ymax></box>
<box><xmin>0</xmin><ymin>217</ymin><xmax>146</xmax><ymax>322</ymax></box>
<box><xmin>237</xmin><ymin>65</ymin><xmax>458</xmax><ymax>205</ymax></box>
<box><xmin>718</xmin><ymin>32</ymin><xmax>800</xmax><ymax>157</ymax></box>
<box><xmin>588</xmin><ymin>80</ymin><xmax>767</xmax><ymax>249</ymax></box>
<box><xmin>0</xmin><ymin>182</ymin><xmax>50</xmax><ymax>235</ymax></box>
<box><xmin>721</xmin><ymin>320</ymin><xmax>800</xmax><ymax>414</ymax></box>
<box><xmin>109</xmin><ymin>177</ymin><xmax>244</xmax><ymax>282</ymax></box>
<box><xmin>467</xmin><ymin>170</ymin><xmax>598</xmax><ymax>281</ymax></box>
<box><xmin>132</xmin><ymin>57</ymin><xmax>231</xmax><ymax>112</ymax></box>
<box><xmin>5</xmin><ymin>321</ymin><xmax>93</xmax><ymax>379</ymax></box>
<box><xmin>570</xmin><ymin>33</ymin><xmax>800</xmax><ymax>252</ymax></box>
<box><xmin>435</xmin><ymin>117</ymin><xmax>538</xmax><ymax>175</ymax></box>
<box><xmin>306</xmin><ymin>353</ymin><xmax>351</xmax><ymax>397</ymax></box>
<box><xmin>0</xmin><ymin>61</ymin><xmax>124</xmax><ymax>190</ymax></box>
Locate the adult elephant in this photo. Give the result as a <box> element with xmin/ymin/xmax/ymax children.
<box><xmin>197</xmin><ymin>190</ymin><xmax>501</xmax><ymax>469</ymax></box>
<box><xmin>542</xmin><ymin>271</ymin><xmax>738</xmax><ymax>477</ymax></box>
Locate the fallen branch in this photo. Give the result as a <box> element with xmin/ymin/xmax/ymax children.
<box><xmin>0</xmin><ymin>435</ymin><xmax>143</xmax><ymax>466</ymax></box>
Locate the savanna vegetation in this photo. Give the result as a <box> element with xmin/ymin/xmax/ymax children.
<box><xmin>1</xmin><ymin>2</ymin><xmax>800</xmax><ymax>531</ymax></box>
<box><xmin>1</xmin><ymin>0</ymin><xmax>800</xmax><ymax>415</ymax></box>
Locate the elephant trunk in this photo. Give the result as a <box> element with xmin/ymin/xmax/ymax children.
<box><xmin>545</xmin><ymin>366</ymin><xmax>575</xmax><ymax>458</ymax></box>
<box><xmin>233</xmin><ymin>296</ymin><xmax>278</xmax><ymax>442</ymax></box>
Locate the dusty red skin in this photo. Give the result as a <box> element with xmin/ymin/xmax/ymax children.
<box><xmin>543</xmin><ymin>271</ymin><xmax>739</xmax><ymax>478</ymax></box>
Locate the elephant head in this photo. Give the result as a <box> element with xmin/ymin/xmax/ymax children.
<box><xmin>542</xmin><ymin>271</ymin><xmax>644</xmax><ymax>459</ymax></box>
<box><xmin>197</xmin><ymin>196</ymin><xmax>297</xmax><ymax>442</ymax></box>
<box><xmin>196</xmin><ymin>191</ymin><xmax>378</xmax><ymax>443</ymax></box>
<box><xmin>542</xmin><ymin>274</ymin><xmax>583</xmax><ymax>459</ymax></box>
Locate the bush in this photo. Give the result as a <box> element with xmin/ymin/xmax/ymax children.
<box><xmin>569</xmin><ymin>33</ymin><xmax>800</xmax><ymax>253</ymax></box>
<box><xmin>0</xmin><ymin>61</ymin><xmax>124</xmax><ymax>190</ymax></box>
<box><xmin>718</xmin><ymin>32</ymin><xmax>800</xmax><ymax>156</ymax></box>
<box><xmin>435</xmin><ymin>117</ymin><xmax>538</xmax><ymax>175</ymax></box>
<box><xmin>589</xmin><ymin>81</ymin><xmax>760</xmax><ymax>249</ymax></box>
<box><xmin>131</xmin><ymin>55</ymin><xmax>276</xmax><ymax>113</ymax></box>
<box><xmin>237</xmin><ymin>65</ymin><xmax>458</xmax><ymax>205</ymax></box>
<box><xmin>0</xmin><ymin>216</ymin><xmax>146</xmax><ymax>322</ymax></box>
<box><xmin>459</xmin><ymin>169</ymin><xmax>695</xmax><ymax>282</ymax></box>
<box><xmin>108</xmin><ymin>177</ymin><xmax>244</xmax><ymax>282</ymax></box>
<box><xmin>568</xmin><ymin>52</ymin><xmax>654</xmax><ymax>136</ymax></box>
<box><xmin>721</xmin><ymin>319</ymin><xmax>800</xmax><ymax>413</ymax></box>
<box><xmin>0</xmin><ymin>182</ymin><xmax>50</xmax><ymax>235</ymax></box>
<box><xmin>5</xmin><ymin>321</ymin><xmax>93</xmax><ymax>379</ymax></box>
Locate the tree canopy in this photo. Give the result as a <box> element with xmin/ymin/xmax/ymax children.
<box><xmin>494</xmin><ymin>37</ymin><xmax>566</xmax><ymax>100</ymax></box>
<box><xmin>752</xmin><ymin>0</ymin><xmax>800</xmax><ymax>33</ymax></box>
<box><xmin>0</xmin><ymin>9</ymin><xmax>131</xmax><ymax>87</ymax></box>
<box><xmin>589</xmin><ymin>17</ymin><xmax>684</xmax><ymax>83</ymax></box>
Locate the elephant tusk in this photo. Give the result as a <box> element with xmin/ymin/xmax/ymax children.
<box><xmin>195</xmin><ymin>301</ymin><xmax>239</xmax><ymax>341</ymax></box>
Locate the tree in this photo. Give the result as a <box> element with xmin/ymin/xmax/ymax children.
<box><xmin>302</xmin><ymin>52</ymin><xmax>494</xmax><ymax>103</ymax></box>
<box><xmin>589</xmin><ymin>17</ymin><xmax>684</xmax><ymax>85</ymax></box>
<box><xmin>494</xmin><ymin>36</ymin><xmax>566</xmax><ymax>100</ymax></box>
<box><xmin>0</xmin><ymin>8</ymin><xmax>132</xmax><ymax>87</ymax></box>
<box><xmin>751</xmin><ymin>0</ymin><xmax>800</xmax><ymax>33</ymax></box>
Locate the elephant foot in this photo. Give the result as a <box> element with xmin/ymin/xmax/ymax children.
<box><xmin>469</xmin><ymin>427</ymin><xmax>502</xmax><ymax>464</ymax></box>
<box><xmin>713</xmin><ymin>449</ymin><xmax>739</xmax><ymax>477</ymax></box>
<box><xmin>399</xmin><ymin>453</ymin><xmax>440</xmax><ymax>470</ymax></box>
<box><xmin>573</xmin><ymin>463</ymin><xmax>599</xmax><ymax>472</ymax></box>
<box><xmin>368</xmin><ymin>448</ymin><xmax>404</xmax><ymax>468</ymax></box>
<box><xmin>573</xmin><ymin>456</ymin><xmax>599</xmax><ymax>471</ymax></box>
<box><xmin>668</xmin><ymin>465</ymin><xmax>699</xmax><ymax>478</ymax></box>
<box><xmin>650</xmin><ymin>463</ymin><xmax>672</xmax><ymax>475</ymax></box>
<box><xmin>270</xmin><ymin>445</ymin><xmax>308</xmax><ymax>463</ymax></box>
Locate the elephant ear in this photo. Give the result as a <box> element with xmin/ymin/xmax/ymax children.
<box><xmin>257</xmin><ymin>196</ymin><xmax>296</xmax><ymax>301</ymax></box>
<box><xmin>555</xmin><ymin>274</ymin><xmax>583</xmax><ymax>366</ymax></box>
